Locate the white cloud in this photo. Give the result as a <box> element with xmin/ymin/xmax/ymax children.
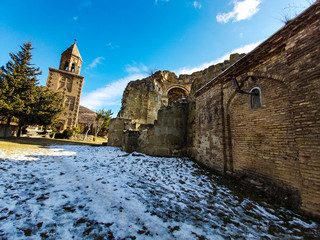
<box><xmin>81</xmin><ymin>42</ymin><xmax>261</xmax><ymax>112</ymax></box>
<box><xmin>86</xmin><ymin>57</ymin><xmax>105</xmax><ymax>70</ymax></box>
<box><xmin>125</xmin><ymin>62</ymin><xmax>149</xmax><ymax>74</ymax></box>
<box><xmin>81</xmin><ymin>62</ymin><xmax>150</xmax><ymax>111</ymax></box>
<box><xmin>81</xmin><ymin>73</ymin><xmax>147</xmax><ymax>111</ymax></box>
<box><xmin>193</xmin><ymin>1</ymin><xmax>202</xmax><ymax>9</ymax></box>
<box><xmin>216</xmin><ymin>0</ymin><xmax>261</xmax><ymax>23</ymax></box>
<box><xmin>174</xmin><ymin>41</ymin><xmax>261</xmax><ymax>75</ymax></box>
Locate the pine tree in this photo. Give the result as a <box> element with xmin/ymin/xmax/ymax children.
<box><xmin>0</xmin><ymin>42</ymin><xmax>63</xmax><ymax>137</ymax></box>
<box><xmin>21</xmin><ymin>86</ymin><xmax>63</xmax><ymax>127</ymax></box>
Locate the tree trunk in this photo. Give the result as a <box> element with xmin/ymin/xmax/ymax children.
<box><xmin>4</xmin><ymin>117</ymin><xmax>12</xmax><ymax>138</ymax></box>
<box><xmin>17</xmin><ymin>124</ymin><xmax>22</xmax><ymax>137</ymax></box>
<box><xmin>83</xmin><ymin>123</ymin><xmax>92</xmax><ymax>141</ymax></box>
<box><xmin>95</xmin><ymin>124</ymin><xmax>102</xmax><ymax>141</ymax></box>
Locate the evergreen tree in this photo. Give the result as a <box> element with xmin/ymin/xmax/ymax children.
<box><xmin>20</xmin><ymin>86</ymin><xmax>63</xmax><ymax>127</ymax></box>
<box><xmin>0</xmin><ymin>42</ymin><xmax>63</xmax><ymax>136</ymax></box>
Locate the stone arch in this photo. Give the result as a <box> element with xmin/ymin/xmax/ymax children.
<box><xmin>165</xmin><ymin>85</ymin><xmax>190</xmax><ymax>96</ymax></box>
<box><xmin>71</xmin><ymin>63</ymin><xmax>75</xmax><ymax>72</ymax></box>
<box><xmin>166</xmin><ymin>86</ymin><xmax>189</xmax><ymax>105</ymax></box>
<box><xmin>249</xmin><ymin>87</ymin><xmax>262</xmax><ymax>109</ymax></box>
<box><xmin>63</xmin><ymin>61</ymin><xmax>69</xmax><ymax>70</ymax></box>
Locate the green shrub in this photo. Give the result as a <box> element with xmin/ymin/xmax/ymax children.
<box><xmin>62</xmin><ymin>129</ymin><xmax>73</xmax><ymax>139</ymax></box>
<box><xmin>54</xmin><ymin>133</ymin><xmax>65</xmax><ymax>139</ymax></box>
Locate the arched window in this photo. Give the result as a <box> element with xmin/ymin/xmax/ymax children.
<box><xmin>250</xmin><ymin>87</ymin><xmax>262</xmax><ymax>109</ymax></box>
<box><xmin>71</xmin><ymin>63</ymin><xmax>75</xmax><ymax>72</ymax></box>
<box><xmin>64</xmin><ymin>61</ymin><xmax>69</xmax><ymax>70</ymax></box>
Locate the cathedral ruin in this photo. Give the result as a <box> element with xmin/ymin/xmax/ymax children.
<box><xmin>108</xmin><ymin>2</ymin><xmax>320</xmax><ymax>219</ymax></box>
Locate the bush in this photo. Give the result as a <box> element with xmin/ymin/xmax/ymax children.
<box><xmin>62</xmin><ymin>129</ymin><xmax>73</xmax><ymax>139</ymax></box>
<box><xmin>50</xmin><ymin>129</ymin><xmax>73</xmax><ymax>139</ymax></box>
<box><xmin>54</xmin><ymin>133</ymin><xmax>65</xmax><ymax>139</ymax></box>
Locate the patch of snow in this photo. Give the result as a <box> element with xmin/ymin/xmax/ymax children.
<box><xmin>0</xmin><ymin>145</ymin><xmax>319</xmax><ymax>239</ymax></box>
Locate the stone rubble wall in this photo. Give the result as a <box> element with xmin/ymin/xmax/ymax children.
<box><xmin>135</xmin><ymin>101</ymin><xmax>188</xmax><ymax>157</ymax></box>
<box><xmin>70</xmin><ymin>134</ymin><xmax>93</xmax><ymax>142</ymax></box>
<box><xmin>108</xmin><ymin>118</ymin><xmax>135</xmax><ymax>147</ymax></box>
<box><xmin>117</xmin><ymin>76</ymin><xmax>161</xmax><ymax>126</ymax></box>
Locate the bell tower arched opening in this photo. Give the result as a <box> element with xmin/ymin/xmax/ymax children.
<box><xmin>59</xmin><ymin>40</ymin><xmax>82</xmax><ymax>75</ymax></box>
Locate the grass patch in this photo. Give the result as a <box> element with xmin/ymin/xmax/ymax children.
<box><xmin>0</xmin><ymin>136</ymin><xmax>107</xmax><ymax>152</ymax></box>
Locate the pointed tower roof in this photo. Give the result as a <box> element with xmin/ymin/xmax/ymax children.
<box><xmin>61</xmin><ymin>40</ymin><xmax>82</xmax><ymax>61</ymax></box>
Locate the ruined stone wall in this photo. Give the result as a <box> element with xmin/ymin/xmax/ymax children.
<box><xmin>195</xmin><ymin>2</ymin><xmax>320</xmax><ymax>218</ymax></box>
<box><xmin>134</xmin><ymin>101</ymin><xmax>188</xmax><ymax>157</ymax></box>
<box><xmin>122</xmin><ymin>130</ymin><xmax>140</xmax><ymax>153</ymax></box>
<box><xmin>194</xmin><ymin>82</ymin><xmax>225</xmax><ymax>172</ymax></box>
<box><xmin>187</xmin><ymin>54</ymin><xmax>245</xmax><ymax>158</ymax></box>
<box><xmin>117</xmin><ymin>76</ymin><xmax>161</xmax><ymax>126</ymax></box>
<box><xmin>108</xmin><ymin>118</ymin><xmax>134</xmax><ymax>147</ymax></box>
<box><xmin>117</xmin><ymin>71</ymin><xmax>193</xmax><ymax>128</ymax></box>
<box><xmin>112</xmin><ymin>54</ymin><xmax>245</xmax><ymax>152</ymax></box>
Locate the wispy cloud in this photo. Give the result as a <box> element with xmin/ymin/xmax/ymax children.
<box><xmin>193</xmin><ymin>1</ymin><xmax>202</xmax><ymax>9</ymax></box>
<box><xmin>79</xmin><ymin>0</ymin><xmax>92</xmax><ymax>9</ymax></box>
<box><xmin>155</xmin><ymin>0</ymin><xmax>170</xmax><ymax>5</ymax></box>
<box><xmin>81</xmin><ymin>73</ymin><xmax>147</xmax><ymax>111</ymax></box>
<box><xmin>216</xmin><ymin>0</ymin><xmax>262</xmax><ymax>23</ymax></box>
<box><xmin>81</xmin><ymin>62</ymin><xmax>150</xmax><ymax>111</ymax></box>
<box><xmin>73</xmin><ymin>16</ymin><xmax>78</xmax><ymax>21</ymax></box>
<box><xmin>86</xmin><ymin>57</ymin><xmax>105</xmax><ymax>70</ymax></box>
<box><xmin>125</xmin><ymin>62</ymin><xmax>149</xmax><ymax>74</ymax></box>
<box><xmin>106</xmin><ymin>42</ymin><xmax>120</xmax><ymax>49</ymax></box>
<box><xmin>174</xmin><ymin>41</ymin><xmax>261</xmax><ymax>75</ymax></box>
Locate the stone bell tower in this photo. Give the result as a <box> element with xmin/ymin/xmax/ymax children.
<box><xmin>46</xmin><ymin>40</ymin><xmax>84</xmax><ymax>130</ymax></box>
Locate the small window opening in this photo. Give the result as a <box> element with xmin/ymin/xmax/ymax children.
<box><xmin>250</xmin><ymin>87</ymin><xmax>262</xmax><ymax>109</ymax></box>
<box><xmin>71</xmin><ymin>63</ymin><xmax>75</xmax><ymax>72</ymax></box>
<box><xmin>64</xmin><ymin>61</ymin><xmax>69</xmax><ymax>70</ymax></box>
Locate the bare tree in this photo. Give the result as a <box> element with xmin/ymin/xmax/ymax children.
<box><xmin>280</xmin><ymin>0</ymin><xmax>316</xmax><ymax>24</ymax></box>
<box><xmin>83</xmin><ymin>122</ymin><xmax>93</xmax><ymax>141</ymax></box>
<box><xmin>93</xmin><ymin>108</ymin><xmax>113</xmax><ymax>140</ymax></box>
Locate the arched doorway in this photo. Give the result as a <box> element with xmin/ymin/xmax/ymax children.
<box><xmin>167</xmin><ymin>87</ymin><xmax>188</xmax><ymax>105</ymax></box>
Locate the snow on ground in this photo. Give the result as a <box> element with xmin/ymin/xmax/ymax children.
<box><xmin>0</xmin><ymin>145</ymin><xmax>319</xmax><ymax>239</ymax></box>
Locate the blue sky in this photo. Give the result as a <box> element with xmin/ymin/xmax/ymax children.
<box><xmin>0</xmin><ymin>0</ymin><xmax>314</xmax><ymax>115</ymax></box>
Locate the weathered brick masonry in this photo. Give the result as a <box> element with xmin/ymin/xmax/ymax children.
<box><xmin>194</xmin><ymin>1</ymin><xmax>320</xmax><ymax>218</ymax></box>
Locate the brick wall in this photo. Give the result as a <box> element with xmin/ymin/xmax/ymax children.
<box><xmin>194</xmin><ymin>2</ymin><xmax>320</xmax><ymax>218</ymax></box>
